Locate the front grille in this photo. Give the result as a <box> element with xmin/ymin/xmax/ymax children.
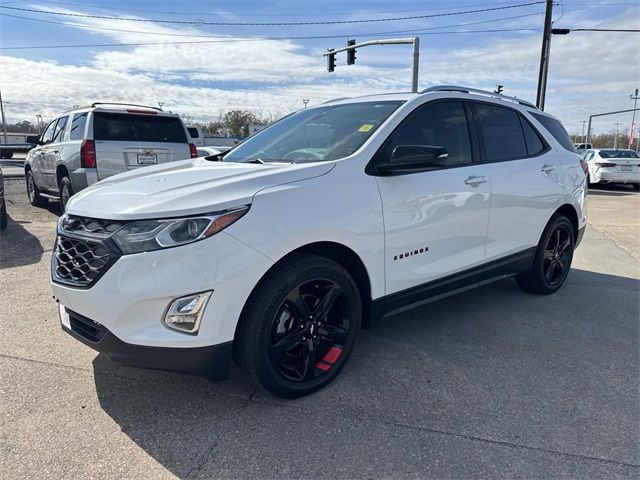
<box><xmin>68</xmin><ymin>309</ymin><xmax>106</xmax><ymax>342</ymax></box>
<box><xmin>61</xmin><ymin>215</ymin><xmax>124</xmax><ymax>236</ymax></box>
<box><xmin>53</xmin><ymin>235</ymin><xmax>114</xmax><ymax>287</ymax></box>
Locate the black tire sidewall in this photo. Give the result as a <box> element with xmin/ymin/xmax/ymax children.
<box><xmin>531</xmin><ymin>216</ymin><xmax>575</xmax><ymax>293</ymax></box>
<box><xmin>0</xmin><ymin>198</ymin><xmax>6</xmax><ymax>230</ymax></box>
<box><xmin>26</xmin><ymin>171</ymin><xmax>39</xmax><ymax>206</ymax></box>
<box><xmin>59</xmin><ymin>177</ymin><xmax>73</xmax><ymax>211</ymax></box>
<box><xmin>240</xmin><ymin>255</ymin><xmax>361</xmax><ymax>398</ymax></box>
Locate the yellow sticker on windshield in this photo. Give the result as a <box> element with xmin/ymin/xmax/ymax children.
<box><xmin>358</xmin><ymin>124</ymin><xmax>374</xmax><ymax>132</ymax></box>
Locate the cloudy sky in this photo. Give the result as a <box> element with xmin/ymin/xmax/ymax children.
<box><xmin>0</xmin><ymin>0</ymin><xmax>638</xmax><ymax>134</ymax></box>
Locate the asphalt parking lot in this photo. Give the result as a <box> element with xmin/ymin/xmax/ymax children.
<box><xmin>1</xmin><ymin>174</ymin><xmax>639</xmax><ymax>479</ymax></box>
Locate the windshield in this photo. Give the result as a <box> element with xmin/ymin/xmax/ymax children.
<box><xmin>223</xmin><ymin>101</ymin><xmax>404</xmax><ymax>163</ymax></box>
<box><xmin>599</xmin><ymin>149</ymin><xmax>639</xmax><ymax>159</ymax></box>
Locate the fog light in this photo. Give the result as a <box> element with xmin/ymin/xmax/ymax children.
<box><xmin>163</xmin><ymin>291</ymin><xmax>212</xmax><ymax>334</ymax></box>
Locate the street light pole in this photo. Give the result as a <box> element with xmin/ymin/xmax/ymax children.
<box><xmin>614</xmin><ymin>123</ymin><xmax>621</xmax><ymax>148</ymax></box>
<box><xmin>581</xmin><ymin>120</ymin><xmax>588</xmax><ymax>144</ymax></box>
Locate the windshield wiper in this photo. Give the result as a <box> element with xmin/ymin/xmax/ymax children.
<box><xmin>204</xmin><ymin>153</ymin><xmax>224</xmax><ymax>162</ymax></box>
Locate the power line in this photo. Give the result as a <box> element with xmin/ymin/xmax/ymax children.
<box><xmin>573</xmin><ymin>28</ymin><xmax>640</xmax><ymax>31</ymax></box>
<box><xmin>11</xmin><ymin>0</ymin><xmax>548</xmax><ymax>17</ymax></box>
<box><xmin>0</xmin><ymin>2</ymin><xmax>547</xmax><ymax>26</ymax></box>
<box><xmin>0</xmin><ymin>11</ymin><xmax>544</xmax><ymax>39</ymax></box>
<box><xmin>0</xmin><ymin>29</ymin><xmax>541</xmax><ymax>50</ymax></box>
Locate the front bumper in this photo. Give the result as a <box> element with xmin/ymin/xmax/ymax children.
<box><xmin>60</xmin><ymin>306</ymin><xmax>232</xmax><ymax>380</ymax></box>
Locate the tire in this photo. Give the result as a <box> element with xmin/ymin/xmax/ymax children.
<box><xmin>586</xmin><ymin>174</ymin><xmax>593</xmax><ymax>188</ymax></box>
<box><xmin>59</xmin><ymin>177</ymin><xmax>74</xmax><ymax>212</ymax></box>
<box><xmin>633</xmin><ymin>184</ymin><xmax>640</xmax><ymax>192</ymax></box>
<box><xmin>0</xmin><ymin>198</ymin><xmax>7</xmax><ymax>230</ymax></box>
<box><xmin>236</xmin><ymin>253</ymin><xmax>361</xmax><ymax>398</ymax></box>
<box><xmin>516</xmin><ymin>215</ymin><xmax>575</xmax><ymax>295</ymax></box>
<box><xmin>25</xmin><ymin>170</ymin><xmax>47</xmax><ymax>207</ymax></box>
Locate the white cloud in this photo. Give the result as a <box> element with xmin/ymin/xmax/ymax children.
<box><xmin>0</xmin><ymin>4</ymin><xmax>637</xmax><ymax>134</ymax></box>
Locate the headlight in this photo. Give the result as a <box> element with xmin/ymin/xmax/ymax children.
<box><xmin>111</xmin><ymin>206</ymin><xmax>249</xmax><ymax>254</ymax></box>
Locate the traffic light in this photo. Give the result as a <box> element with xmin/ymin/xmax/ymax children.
<box><xmin>327</xmin><ymin>48</ymin><xmax>336</xmax><ymax>72</ymax></box>
<box><xmin>495</xmin><ymin>84</ymin><xmax>504</xmax><ymax>94</ymax></box>
<box><xmin>347</xmin><ymin>39</ymin><xmax>356</xmax><ymax>65</ymax></box>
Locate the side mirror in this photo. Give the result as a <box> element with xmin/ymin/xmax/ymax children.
<box><xmin>377</xmin><ymin>145</ymin><xmax>449</xmax><ymax>175</ymax></box>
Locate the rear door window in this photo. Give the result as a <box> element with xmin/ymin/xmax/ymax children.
<box><xmin>187</xmin><ymin>127</ymin><xmax>200</xmax><ymax>139</ymax></box>
<box><xmin>93</xmin><ymin>113</ymin><xmax>188</xmax><ymax>143</ymax></box>
<box><xmin>474</xmin><ymin>103</ymin><xmax>528</xmax><ymax>162</ymax></box>
<box><xmin>530</xmin><ymin>112</ymin><xmax>576</xmax><ymax>152</ymax></box>
<box><xmin>69</xmin><ymin>113</ymin><xmax>88</xmax><ymax>141</ymax></box>
<box><xmin>519</xmin><ymin>116</ymin><xmax>546</xmax><ymax>156</ymax></box>
<box><xmin>52</xmin><ymin>116</ymin><xmax>68</xmax><ymax>143</ymax></box>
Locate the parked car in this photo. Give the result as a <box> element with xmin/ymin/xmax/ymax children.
<box><xmin>574</xmin><ymin>143</ymin><xmax>592</xmax><ymax>153</ymax></box>
<box><xmin>583</xmin><ymin>148</ymin><xmax>640</xmax><ymax>190</ymax></box>
<box><xmin>52</xmin><ymin>86</ymin><xmax>587</xmax><ymax>398</ymax></box>
<box><xmin>25</xmin><ymin>103</ymin><xmax>197</xmax><ymax>211</ymax></box>
<box><xmin>0</xmin><ymin>166</ymin><xmax>6</xmax><ymax>230</ymax></box>
<box><xmin>196</xmin><ymin>146</ymin><xmax>231</xmax><ymax>158</ymax></box>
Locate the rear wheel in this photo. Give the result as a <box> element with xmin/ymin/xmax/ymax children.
<box><xmin>25</xmin><ymin>170</ymin><xmax>47</xmax><ymax>207</ymax></box>
<box><xmin>516</xmin><ymin>215</ymin><xmax>575</xmax><ymax>295</ymax></box>
<box><xmin>59</xmin><ymin>177</ymin><xmax>74</xmax><ymax>212</ymax></box>
<box><xmin>236</xmin><ymin>254</ymin><xmax>361</xmax><ymax>398</ymax></box>
<box><xmin>633</xmin><ymin>184</ymin><xmax>640</xmax><ymax>192</ymax></box>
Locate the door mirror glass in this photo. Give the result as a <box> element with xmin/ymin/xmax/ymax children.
<box><xmin>378</xmin><ymin>145</ymin><xmax>449</xmax><ymax>174</ymax></box>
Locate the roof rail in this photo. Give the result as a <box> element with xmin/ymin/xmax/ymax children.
<box><xmin>322</xmin><ymin>97</ymin><xmax>351</xmax><ymax>104</ymax></box>
<box><xmin>420</xmin><ymin>85</ymin><xmax>537</xmax><ymax>109</ymax></box>
<box><xmin>89</xmin><ymin>102</ymin><xmax>163</xmax><ymax>111</ymax></box>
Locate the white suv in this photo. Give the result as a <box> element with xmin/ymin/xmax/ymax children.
<box><xmin>51</xmin><ymin>86</ymin><xmax>587</xmax><ymax>398</ymax></box>
<box><xmin>25</xmin><ymin>103</ymin><xmax>196</xmax><ymax>211</ymax></box>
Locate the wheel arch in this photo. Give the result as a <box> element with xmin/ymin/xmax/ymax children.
<box><xmin>552</xmin><ymin>203</ymin><xmax>579</xmax><ymax>239</ymax></box>
<box><xmin>233</xmin><ymin>241</ymin><xmax>375</xmax><ymax>349</ymax></box>
<box><xmin>56</xmin><ymin>164</ymin><xmax>70</xmax><ymax>186</ymax></box>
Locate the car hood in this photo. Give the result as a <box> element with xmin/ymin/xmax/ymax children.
<box><xmin>66</xmin><ymin>158</ymin><xmax>335</xmax><ymax>220</ymax></box>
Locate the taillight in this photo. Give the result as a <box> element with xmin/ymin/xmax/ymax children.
<box><xmin>80</xmin><ymin>139</ymin><xmax>96</xmax><ymax>168</ymax></box>
<box><xmin>595</xmin><ymin>162</ymin><xmax>617</xmax><ymax>168</ymax></box>
<box><xmin>189</xmin><ymin>143</ymin><xmax>198</xmax><ymax>158</ymax></box>
<box><xmin>579</xmin><ymin>159</ymin><xmax>588</xmax><ymax>176</ymax></box>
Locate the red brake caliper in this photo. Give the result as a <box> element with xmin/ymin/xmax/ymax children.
<box><xmin>314</xmin><ymin>346</ymin><xmax>343</xmax><ymax>372</ymax></box>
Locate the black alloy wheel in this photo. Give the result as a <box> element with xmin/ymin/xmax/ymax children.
<box><xmin>236</xmin><ymin>253</ymin><xmax>361</xmax><ymax>398</ymax></box>
<box><xmin>516</xmin><ymin>215</ymin><xmax>575</xmax><ymax>294</ymax></box>
<box><xmin>268</xmin><ymin>279</ymin><xmax>350</xmax><ymax>382</ymax></box>
<box><xmin>542</xmin><ymin>224</ymin><xmax>572</xmax><ymax>287</ymax></box>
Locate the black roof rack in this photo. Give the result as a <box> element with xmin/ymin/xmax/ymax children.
<box><xmin>420</xmin><ymin>85</ymin><xmax>537</xmax><ymax>109</ymax></box>
<box><xmin>89</xmin><ymin>102</ymin><xmax>163</xmax><ymax>111</ymax></box>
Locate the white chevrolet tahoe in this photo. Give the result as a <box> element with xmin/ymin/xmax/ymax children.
<box><xmin>51</xmin><ymin>86</ymin><xmax>587</xmax><ymax>398</ymax></box>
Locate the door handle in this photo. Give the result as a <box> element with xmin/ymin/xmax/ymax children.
<box><xmin>464</xmin><ymin>175</ymin><xmax>487</xmax><ymax>186</ymax></box>
<box><xmin>541</xmin><ymin>164</ymin><xmax>556</xmax><ymax>174</ymax></box>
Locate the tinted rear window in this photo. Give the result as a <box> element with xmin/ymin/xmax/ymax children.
<box><xmin>475</xmin><ymin>103</ymin><xmax>527</xmax><ymax>161</ymax></box>
<box><xmin>530</xmin><ymin>113</ymin><xmax>576</xmax><ymax>152</ymax></box>
<box><xmin>93</xmin><ymin>113</ymin><xmax>187</xmax><ymax>143</ymax></box>
<box><xmin>599</xmin><ymin>149</ymin><xmax>639</xmax><ymax>159</ymax></box>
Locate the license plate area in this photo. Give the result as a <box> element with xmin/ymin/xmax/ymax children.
<box><xmin>621</xmin><ymin>165</ymin><xmax>633</xmax><ymax>172</ymax></box>
<box><xmin>137</xmin><ymin>153</ymin><xmax>157</xmax><ymax>165</ymax></box>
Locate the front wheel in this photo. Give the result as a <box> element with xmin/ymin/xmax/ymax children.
<box><xmin>516</xmin><ymin>215</ymin><xmax>575</xmax><ymax>295</ymax></box>
<box><xmin>26</xmin><ymin>170</ymin><xmax>47</xmax><ymax>207</ymax></box>
<box><xmin>236</xmin><ymin>254</ymin><xmax>361</xmax><ymax>398</ymax></box>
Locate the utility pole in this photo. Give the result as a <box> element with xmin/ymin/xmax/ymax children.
<box><xmin>536</xmin><ymin>0</ymin><xmax>554</xmax><ymax>110</ymax></box>
<box><xmin>0</xmin><ymin>90</ymin><xmax>7</xmax><ymax>144</ymax></box>
<box><xmin>630</xmin><ymin>88</ymin><xmax>639</xmax><ymax>148</ymax></box>
<box><xmin>614</xmin><ymin>123</ymin><xmax>621</xmax><ymax>148</ymax></box>
<box><xmin>580</xmin><ymin>120</ymin><xmax>588</xmax><ymax>144</ymax></box>
<box><xmin>302</xmin><ymin>99</ymin><xmax>310</xmax><ymax>108</ymax></box>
